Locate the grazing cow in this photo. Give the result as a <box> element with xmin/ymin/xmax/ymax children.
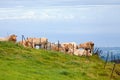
<box><xmin>74</xmin><ymin>49</ymin><xmax>92</xmax><ymax>56</ymax></box>
<box><xmin>27</xmin><ymin>37</ymin><xmax>48</xmax><ymax>49</ymax></box>
<box><xmin>0</xmin><ymin>34</ymin><xmax>17</xmax><ymax>43</ymax></box>
<box><xmin>61</xmin><ymin>42</ymin><xmax>78</xmax><ymax>54</ymax></box>
<box><xmin>18</xmin><ymin>40</ymin><xmax>32</xmax><ymax>48</ymax></box>
<box><xmin>79</xmin><ymin>41</ymin><xmax>94</xmax><ymax>53</ymax></box>
<box><xmin>50</xmin><ymin>43</ymin><xmax>64</xmax><ymax>52</ymax></box>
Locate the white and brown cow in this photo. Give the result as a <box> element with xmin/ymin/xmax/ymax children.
<box><xmin>27</xmin><ymin>37</ymin><xmax>48</xmax><ymax>49</ymax></box>
<box><xmin>74</xmin><ymin>49</ymin><xmax>92</xmax><ymax>56</ymax></box>
<box><xmin>61</xmin><ymin>42</ymin><xmax>78</xmax><ymax>54</ymax></box>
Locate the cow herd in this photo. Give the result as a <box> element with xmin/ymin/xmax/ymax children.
<box><xmin>0</xmin><ymin>34</ymin><xmax>94</xmax><ymax>56</ymax></box>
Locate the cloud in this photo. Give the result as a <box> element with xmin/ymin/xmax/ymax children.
<box><xmin>0</xmin><ymin>5</ymin><xmax>120</xmax><ymax>25</ymax></box>
<box><xmin>0</xmin><ymin>10</ymin><xmax>33</xmax><ymax>20</ymax></box>
<box><xmin>0</xmin><ymin>7</ymin><xmax>75</xmax><ymax>21</ymax></box>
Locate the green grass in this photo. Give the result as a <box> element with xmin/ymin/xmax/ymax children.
<box><xmin>0</xmin><ymin>41</ymin><xmax>120</xmax><ymax>80</ymax></box>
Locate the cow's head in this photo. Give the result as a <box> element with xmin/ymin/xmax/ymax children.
<box><xmin>9</xmin><ymin>34</ymin><xmax>17</xmax><ymax>42</ymax></box>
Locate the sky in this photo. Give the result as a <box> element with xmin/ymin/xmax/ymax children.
<box><xmin>0</xmin><ymin>0</ymin><xmax>120</xmax><ymax>47</ymax></box>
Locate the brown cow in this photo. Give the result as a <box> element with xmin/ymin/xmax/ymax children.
<box><xmin>0</xmin><ymin>34</ymin><xmax>17</xmax><ymax>43</ymax></box>
<box><xmin>27</xmin><ymin>37</ymin><xmax>48</xmax><ymax>49</ymax></box>
<box><xmin>61</xmin><ymin>42</ymin><xmax>78</xmax><ymax>54</ymax></box>
<box><xmin>79</xmin><ymin>41</ymin><xmax>94</xmax><ymax>54</ymax></box>
<box><xmin>18</xmin><ymin>40</ymin><xmax>32</xmax><ymax>48</ymax></box>
<box><xmin>50</xmin><ymin>43</ymin><xmax>64</xmax><ymax>52</ymax></box>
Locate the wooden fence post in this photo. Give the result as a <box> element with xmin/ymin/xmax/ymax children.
<box><xmin>73</xmin><ymin>44</ymin><xmax>74</xmax><ymax>55</ymax></box>
<box><xmin>22</xmin><ymin>35</ymin><xmax>24</xmax><ymax>44</ymax></box>
<box><xmin>46</xmin><ymin>39</ymin><xmax>48</xmax><ymax>50</ymax></box>
<box><xmin>22</xmin><ymin>35</ymin><xmax>26</xmax><ymax>44</ymax></box>
<box><xmin>104</xmin><ymin>52</ymin><xmax>109</xmax><ymax>69</ymax></box>
<box><xmin>110</xmin><ymin>63</ymin><xmax>116</xmax><ymax>80</ymax></box>
<box><xmin>58</xmin><ymin>40</ymin><xmax>60</xmax><ymax>52</ymax></box>
<box><xmin>39</xmin><ymin>38</ymin><xmax>41</xmax><ymax>49</ymax></box>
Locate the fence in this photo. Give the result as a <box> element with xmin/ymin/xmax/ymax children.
<box><xmin>93</xmin><ymin>48</ymin><xmax>120</xmax><ymax>80</ymax></box>
<box><xmin>103</xmin><ymin>51</ymin><xmax>120</xmax><ymax>80</ymax></box>
<box><xmin>21</xmin><ymin>35</ymin><xmax>78</xmax><ymax>54</ymax></box>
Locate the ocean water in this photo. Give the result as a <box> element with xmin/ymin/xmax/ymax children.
<box><xmin>97</xmin><ymin>47</ymin><xmax>120</xmax><ymax>61</ymax></box>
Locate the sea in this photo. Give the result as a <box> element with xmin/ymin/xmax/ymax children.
<box><xmin>97</xmin><ymin>47</ymin><xmax>120</xmax><ymax>61</ymax></box>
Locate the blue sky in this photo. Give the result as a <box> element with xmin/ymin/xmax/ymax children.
<box><xmin>0</xmin><ymin>0</ymin><xmax>120</xmax><ymax>47</ymax></box>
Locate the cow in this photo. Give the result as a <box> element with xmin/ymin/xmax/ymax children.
<box><xmin>79</xmin><ymin>41</ymin><xmax>94</xmax><ymax>53</ymax></box>
<box><xmin>27</xmin><ymin>37</ymin><xmax>48</xmax><ymax>49</ymax></box>
<box><xmin>61</xmin><ymin>42</ymin><xmax>78</xmax><ymax>54</ymax></box>
<box><xmin>50</xmin><ymin>43</ymin><xmax>64</xmax><ymax>52</ymax></box>
<box><xmin>0</xmin><ymin>34</ymin><xmax>17</xmax><ymax>43</ymax></box>
<box><xmin>74</xmin><ymin>49</ymin><xmax>92</xmax><ymax>56</ymax></box>
<box><xmin>18</xmin><ymin>40</ymin><xmax>32</xmax><ymax>48</ymax></box>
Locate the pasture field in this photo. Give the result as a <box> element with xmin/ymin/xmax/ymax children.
<box><xmin>0</xmin><ymin>42</ymin><xmax>120</xmax><ymax>80</ymax></box>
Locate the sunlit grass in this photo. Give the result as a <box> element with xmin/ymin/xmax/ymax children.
<box><xmin>0</xmin><ymin>42</ymin><xmax>120</xmax><ymax>80</ymax></box>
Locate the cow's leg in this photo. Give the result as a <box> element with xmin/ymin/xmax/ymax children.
<box><xmin>32</xmin><ymin>43</ymin><xmax>35</xmax><ymax>48</ymax></box>
<box><xmin>85</xmin><ymin>48</ymin><xmax>89</xmax><ymax>56</ymax></box>
<box><xmin>45</xmin><ymin>43</ymin><xmax>47</xmax><ymax>50</ymax></box>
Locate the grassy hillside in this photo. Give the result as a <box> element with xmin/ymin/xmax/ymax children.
<box><xmin>0</xmin><ymin>42</ymin><xmax>120</xmax><ymax>80</ymax></box>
